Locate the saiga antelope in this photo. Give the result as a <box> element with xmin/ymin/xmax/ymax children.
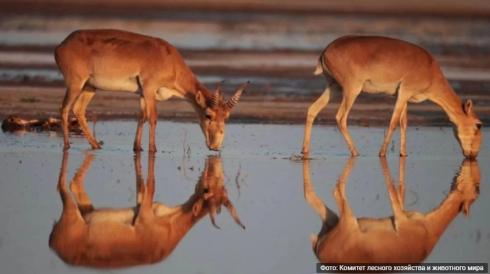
<box><xmin>303</xmin><ymin>156</ymin><xmax>480</xmax><ymax>263</ymax></box>
<box><xmin>49</xmin><ymin>152</ymin><xmax>245</xmax><ymax>268</ymax></box>
<box><xmin>302</xmin><ymin>35</ymin><xmax>483</xmax><ymax>158</ymax></box>
<box><xmin>55</xmin><ymin>29</ymin><xmax>249</xmax><ymax>152</ymax></box>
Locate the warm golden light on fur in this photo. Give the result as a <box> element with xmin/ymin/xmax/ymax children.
<box><xmin>303</xmin><ymin>157</ymin><xmax>480</xmax><ymax>263</ymax></box>
<box><xmin>49</xmin><ymin>152</ymin><xmax>244</xmax><ymax>268</ymax></box>
<box><xmin>302</xmin><ymin>35</ymin><xmax>483</xmax><ymax>158</ymax></box>
<box><xmin>55</xmin><ymin>29</ymin><xmax>249</xmax><ymax>152</ymax></box>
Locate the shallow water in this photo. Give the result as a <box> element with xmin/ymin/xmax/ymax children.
<box><xmin>0</xmin><ymin>121</ymin><xmax>489</xmax><ymax>273</ymax></box>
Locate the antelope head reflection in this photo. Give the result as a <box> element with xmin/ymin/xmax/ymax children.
<box><xmin>303</xmin><ymin>157</ymin><xmax>480</xmax><ymax>263</ymax></box>
<box><xmin>49</xmin><ymin>152</ymin><xmax>245</xmax><ymax>268</ymax></box>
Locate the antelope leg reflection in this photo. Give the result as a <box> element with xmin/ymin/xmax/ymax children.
<box><xmin>134</xmin><ymin>152</ymin><xmax>144</xmax><ymax>207</ymax></box>
<box><xmin>333</xmin><ymin>157</ymin><xmax>357</xmax><ymax>222</ymax></box>
<box><xmin>379</xmin><ymin>157</ymin><xmax>407</xmax><ymax>231</ymax></box>
<box><xmin>69</xmin><ymin>153</ymin><xmax>96</xmax><ymax>215</ymax></box>
<box><xmin>303</xmin><ymin>159</ymin><xmax>339</xmax><ymax>249</ymax></box>
<box><xmin>306</xmin><ymin>157</ymin><xmax>480</xmax><ymax>264</ymax></box>
<box><xmin>49</xmin><ymin>152</ymin><xmax>245</xmax><ymax>268</ymax></box>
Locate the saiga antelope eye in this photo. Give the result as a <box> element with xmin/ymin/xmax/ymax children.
<box><xmin>205</xmin><ymin>114</ymin><xmax>212</xmax><ymax>120</ymax></box>
<box><xmin>476</xmin><ymin>123</ymin><xmax>482</xmax><ymax>130</ymax></box>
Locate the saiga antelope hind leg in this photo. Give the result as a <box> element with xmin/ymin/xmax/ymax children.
<box><xmin>57</xmin><ymin>151</ymin><xmax>84</xmax><ymax>224</ymax></box>
<box><xmin>69</xmin><ymin>153</ymin><xmax>96</xmax><ymax>215</ymax></box>
<box><xmin>135</xmin><ymin>152</ymin><xmax>157</xmax><ymax>226</ymax></box>
<box><xmin>379</xmin><ymin>93</ymin><xmax>410</xmax><ymax>157</ymax></box>
<box><xmin>335</xmin><ymin>84</ymin><xmax>363</xmax><ymax>156</ymax></box>
<box><xmin>333</xmin><ymin>157</ymin><xmax>358</xmax><ymax>229</ymax></box>
<box><xmin>303</xmin><ymin>160</ymin><xmax>328</xmax><ymax>221</ymax></box>
<box><xmin>303</xmin><ymin>159</ymin><xmax>340</xmax><ymax>247</ymax></box>
<box><xmin>399</xmin><ymin>103</ymin><xmax>408</xmax><ymax>157</ymax></box>
<box><xmin>301</xmin><ymin>83</ymin><xmax>339</xmax><ymax>155</ymax></box>
<box><xmin>133</xmin><ymin>97</ymin><xmax>147</xmax><ymax>152</ymax></box>
<box><xmin>72</xmin><ymin>87</ymin><xmax>101</xmax><ymax>149</ymax></box>
<box><xmin>134</xmin><ymin>152</ymin><xmax>144</xmax><ymax>206</ymax></box>
<box><xmin>380</xmin><ymin>157</ymin><xmax>407</xmax><ymax>230</ymax></box>
<box><xmin>60</xmin><ymin>80</ymin><xmax>86</xmax><ymax>150</ymax></box>
<box><xmin>141</xmin><ymin>83</ymin><xmax>158</xmax><ymax>153</ymax></box>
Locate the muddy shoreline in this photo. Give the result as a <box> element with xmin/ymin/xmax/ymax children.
<box><xmin>2</xmin><ymin>85</ymin><xmax>490</xmax><ymax>127</ymax></box>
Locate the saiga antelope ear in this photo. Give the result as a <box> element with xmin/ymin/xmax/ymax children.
<box><xmin>192</xmin><ymin>199</ymin><xmax>204</xmax><ymax>216</ymax></box>
<box><xmin>461</xmin><ymin>201</ymin><xmax>471</xmax><ymax>217</ymax></box>
<box><xmin>310</xmin><ymin>234</ymin><xmax>318</xmax><ymax>251</ymax></box>
<box><xmin>195</xmin><ymin>91</ymin><xmax>208</xmax><ymax>109</ymax></box>
<box><xmin>463</xmin><ymin>99</ymin><xmax>474</xmax><ymax>116</ymax></box>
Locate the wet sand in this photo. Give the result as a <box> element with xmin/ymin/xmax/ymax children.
<box><xmin>0</xmin><ymin>122</ymin><xmax>489</xmax><ymax>274</ymax></box>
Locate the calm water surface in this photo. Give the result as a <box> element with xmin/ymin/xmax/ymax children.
<box><xmin>0</xmin><ymin>121</ymin><xmax>489</xmax><ymax>273</ymax></box>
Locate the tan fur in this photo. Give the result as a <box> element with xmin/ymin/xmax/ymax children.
<box><xmin>303</xmin><ymin>157</ymin><xmax>480</xmax><ymax>263</ymax></box>
<box><xmin>49</xmin><ymin>152</ymin><xmax>244</xmax><ymax>268</ymax></box>
<box><xmin>302</xmin><ymin>35</ymin><xmax>483</xmax><ymax>158</ymax></box>
<box><xmin>55</xmin><ymin>29</ymin><xmax>249</xmax><ymax>152</ymax></box>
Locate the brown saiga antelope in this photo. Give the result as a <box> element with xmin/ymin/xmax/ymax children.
<box><xmin>55</xmin><ymin>29</ymin><xmax>249</xmax><ymax>152</ymax></box>
<box><xmin>303</xmin><ymin>156</ymin><xmax>480</xmax><ymax>263</ymax></box>
<box><xmin>49</xmin><ymin>152</ymin><xmax>245</xmax><ymax>268</ymax></box>
<box><xmin>302</xmin><ymin>35</ymin><xmax>483</xmax><ymax>158</ymax></box>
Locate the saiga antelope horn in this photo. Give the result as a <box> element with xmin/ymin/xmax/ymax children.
<box><xmin>209</xmin><ymin>198</ymin><xmax>220</xmax><ymax>229</ymax></box>
<box><xmin>225</xmin><ymin>81</ymin><xmax>250</xmax><ymax>110</ymax></box>
<box><xmin>224</xmin><ymin>198</ymin><xmax>246</xmax><ymax>229</ymax></box>
<box><xmin>211</xmin><ymin>81</ymin><xmax>224</xmax><ymax>110</ymax></box>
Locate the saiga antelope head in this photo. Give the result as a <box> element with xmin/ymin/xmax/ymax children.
<box><xmin>450</xmin><ymin>158</ymin><xmax>481</xmax><ymax>217</ymax></box>
<box><xmin>195</xmin><ymin>81</ymin><xmax>249</xmax><ymax>151</ymax></box>
<box><xmin>49</xmin><ymin>152</ymin><xmax>245</xmax><ymax>268</ymax></box>
<box><xmin>191</xmin><ymin>154</ymin><xmax>245</xmax><ymax>229</ymax></box>
<box><xmin>304</xmin><ymin>157</ymin><xmax>481</xmax><ymax>264</ymax></box>
<box><xmin>453</xmin><ymin>100</ymin><xmax>483</xmax><ymax>159</ymax></box>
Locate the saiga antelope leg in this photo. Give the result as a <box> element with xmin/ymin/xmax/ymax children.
<box><xmin>133</xmin><ymin>97</ymin><xmax>147</xmax><ymax>152</ymax></box>
<box><xmin>301</xmin><ymin>84</ymin><xmax>335</xmax><ymax>154</ymax></box>
<box><xmin>333</xmin><ymin>157</ymin><xmax>357</xmax><ymax>230</ymax></box>
<box><xmin>335</xmin><ymin>84</ymin><xmax>362</xmax><ymax>156</ymax></box>
<box><xmin>303</xmin><ymin>160</ymin><xmax>327</xmax><ymax>220</ymax></box>
<box><xmin>147</xmin><ymin>152</ymin><xmax>156</xmax><ymax>199</ymax></box>
<box><xmin>135</xmin><ymin>152</ymin><xmax>157</xmax><ymax>226</ymax></box>
<box><xmin>57</xmin><ymin>151</ymin><xmax>83</xmax><ymax>221</ymax></box>
<box><xmin>399</xmin><ymin>103</ymin><xmax>408</xmax><ymax>157</ymax></box>
<box><xmin>379</xmin><ymin>94</ymin><xmax>410</xmax><ymax>157</ymax></box>
<box><xmin>379</xmin><ymin>157</ymin><xmax>407</xmax><ymax>231</ymax></box>
<box><xmin>142</xmin><ymin>84</ymin><xmax>158</xmax><ymax>153</ymax></box>
<box><xmin>69</xmin><ymin>153</ymin><xmax>96</xmax><ymax>215</ymax></box>
<box><xmin>303</xmin><ymin>159</ymin><xmax>340</xmax><ymax>246</ymax></box>
<box><xmin>60</xmin><ymin>80</ymin><xmax>86</xmax><ymax>150</ymax></box>
<box><xmin>72</xmin><ymin>86</ymin><xmax>101</xmax><ymax>149</ymax></box>
<box><xmin>398</xmin><ymin>156</ymin><xmax>406</xmax><ymax>210</ymax></box>
<box><xmin>134</xmin><ymin>152</ymin><xmax>144</xmax><ymax>206</ymax></box>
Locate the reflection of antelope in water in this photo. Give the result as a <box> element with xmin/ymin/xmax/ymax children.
<box><xmin>49</xmin><ymin>152</ymin><xmax>245</xmax><ymax>268</ymax></box>
<box><xmin>304</xmin><ymin>157</ymin><xmax>480</xmax><ymax>263</ymax></box>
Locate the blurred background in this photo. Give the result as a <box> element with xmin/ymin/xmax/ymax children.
<box><xmin>1</xmin><ymin>0</ymin><xmax>490</xmax><ymax>125</ymax></box>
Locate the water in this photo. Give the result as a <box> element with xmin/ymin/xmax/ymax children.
<box><xmin>0</xmin><ymin>121</ymin><xmax>489</xmax><ymax>273</ymax></box>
